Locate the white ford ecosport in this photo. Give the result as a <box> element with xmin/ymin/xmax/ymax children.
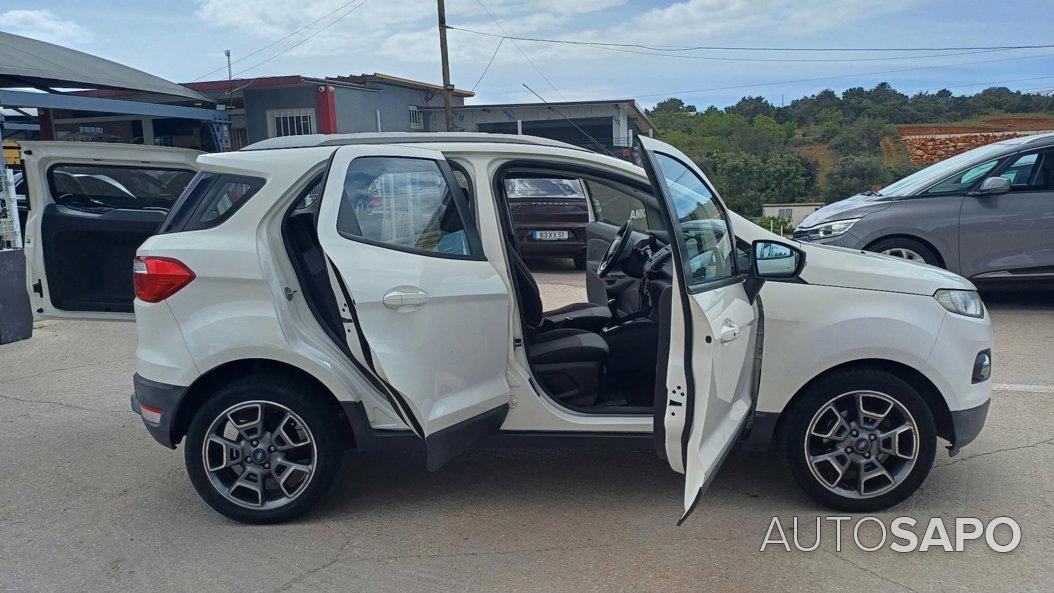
<box><xmin>20</xmin><ymin>134</ymin><xmax>992</xmax><ymax>523</ymax></box>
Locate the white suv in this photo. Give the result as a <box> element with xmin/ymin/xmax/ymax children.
<box><xmin>20</xmin><ymin>134</ymin><xmax>993</xmax><ymax>523</ymax></box>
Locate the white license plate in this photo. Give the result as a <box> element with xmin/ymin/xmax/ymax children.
<box><xmin>533</xmin><ymin>230</ymin><xmax>569</xmax><ymax>240</ymax></box>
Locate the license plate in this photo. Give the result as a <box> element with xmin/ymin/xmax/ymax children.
<box><xmin>532</xmin><ymin>230</ymin><xmax>569</xmax><ymax>240</ymax></box>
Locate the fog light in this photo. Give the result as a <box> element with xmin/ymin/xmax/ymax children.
<box><xmin>139</xmin><ymin>401</ymin><xmax>163</xmax><ymax>425</ymax></box>
<box><xmin>972</xmin><ymin>349</ymin><xmax>992</xmax><ymax>383</ymax></box>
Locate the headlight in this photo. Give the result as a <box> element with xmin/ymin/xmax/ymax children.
<box><xmin>934</xmin><ymin>289</ymin><xmax>985</xmax><ymax>318</ymax></box>
<box><xmin>794</xmin><ymin>218</ymin><xmax>860</xmax><ymax>241</ymax></box>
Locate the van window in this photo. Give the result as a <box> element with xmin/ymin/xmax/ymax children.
<box><xmin>48</xmin><ymin>164</ymin><xmax>194</xmax><ymax>211</ymax></box>
<box><xmin>1000</xmin><ymin>150</ymin><xmax>1053</xmax><ymax>191</ymax></box>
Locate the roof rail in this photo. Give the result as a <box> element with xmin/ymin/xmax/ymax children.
<box><xmin>242</xmin><ymin>132</ymin><xmax>589</xmax><ymax>152</ymax></box>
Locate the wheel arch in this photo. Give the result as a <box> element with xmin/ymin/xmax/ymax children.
<box><xmin>864</xmin><ymin>234</ymin><xmax>947</xmax><ymax>268</ymax></box>
<box><xmin>772</xmin><ymin>358</ymin><xmax>954</xmax><ymax>445</ymax></box>
<box><xmin>170</xmin><ymin>358</ymin><xmax>355</xmax><ymax>449</ymax></box>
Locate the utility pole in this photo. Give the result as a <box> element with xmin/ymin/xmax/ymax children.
<box><xmin>224</xmin><ymin>49</ymin><xmax>232</xmax><ymax>81</ymax></box>
<box><xmin>437</xmin><ymin>0</ymin><xmax>454</xmax><ymax>132</ymax></box>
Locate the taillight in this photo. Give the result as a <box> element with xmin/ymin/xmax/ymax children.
<box><xmin>133</xmin><ymin>256</ymin><xmax>195</xmax><ymax>303</ymax></box>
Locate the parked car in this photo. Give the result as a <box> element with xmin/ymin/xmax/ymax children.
<box><xmin>506</xmin><ymin>174</ymin><xmax>590</xmax><ymax>269</ymax></box>
<box><xmin>21</xmin><ymin>134</ymin><xmax>991</xmax><ymax>524</ymax></box>
<box><xmin>795</xmin><ymin>132</ymin><xmax>1054</xmax><ymax>288</ymax></box>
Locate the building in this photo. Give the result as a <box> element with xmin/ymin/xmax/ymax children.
<box><xmin>47</xmin><ymin>72</ymin><xmax>656</xmax><ymax>156</ymax></box>
<box><xmin>422</xmin><ymin>99</ymin><xmax>655</xmax><ymax>159</ymax></box>
<box><xmin>761</xmin><ymin>203</ymin><xmax>824</xmax><ymax>227</ymax></box>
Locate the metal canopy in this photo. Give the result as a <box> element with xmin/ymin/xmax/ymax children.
<box><xmin>0</xmin><ymin>89</ymin><xmax>228</xmax><ymax>122</ymax></box>
<box><xmin>0</xmin><ymin>31</ymin><xmax>208</xmax><ymax>101</ymax></box>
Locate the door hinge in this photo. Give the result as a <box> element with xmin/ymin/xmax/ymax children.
<box><xmin>32</xmin><ymin>280</ymin><xmax>42</xmax><ymax>297</ymax></box>
<box><xmin>513</xmin><ymin>338</ymin><xmax>524</xmax><ymax>348</ymax></box>
<box><xmin>284</xmin><ymin>286</ymin><xmax>298</xmax><ymax>301</ymax></box>
<box><xmin>509</xmin><ymin>394</ymin><xmax>518</xmax><ymax>409</ymax></box>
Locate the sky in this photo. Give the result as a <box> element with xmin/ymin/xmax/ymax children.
<box><xmin>3</xmin><ymin>0</ymin><xmax>1054</xmax><ymax>109</ymax></box>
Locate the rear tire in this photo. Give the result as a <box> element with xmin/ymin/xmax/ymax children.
<box><xmin>780</xmin><ymin>368</ymin><xmax>937</xmax><ymax>513</ymax></box>
<box><xmin>868</xmin><ymin>237</ymin><xmax>941</xmax><ymax>267</ymax></box>
<box><xmin>184</xmin><ymin>375</ymin><xmax>345</xmax><ymax>524</ymax></box>
<box><xmin>573</xmin><ymin>255</ymin><xmax>587</xmax><ymax>270</ymax></box>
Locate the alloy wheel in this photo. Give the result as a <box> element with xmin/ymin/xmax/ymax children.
<box><xmin>201</xmin><ymin>400</ymin><xmax>317</xmax><ymax>510</ymax></box>
<box><xmin>804</xmin><ymin>391</ymin><xmax>919</xmax><ymax>499</ymax></box>
<box><xmin>880</xmin><ymin>247</ymin><xmax>925</xmax><ymax>262</ymax></box>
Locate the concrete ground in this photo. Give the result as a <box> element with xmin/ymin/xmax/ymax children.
<box><xmin>1</xmin><ymin>260</ymin><xmax>1052</xmax><ymax>592</ymax></box>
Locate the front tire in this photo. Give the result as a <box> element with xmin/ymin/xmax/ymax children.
<box><xmin>184</xmin><ymin>375</ymin><xmax>345</xmax><ymax>524</ymax></box>
<box><xmin>869</xmin><ymin>237</ymin><xmax>941</xmax><ymax>267</ymax></box>
<box><xmin>780</xmin><ymin>369</ymin><xmax>937</xmax><ymax>512</ymax></box>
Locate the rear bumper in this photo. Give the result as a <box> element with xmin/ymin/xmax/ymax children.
<box><xmin>947</xmin><ymin>399</ymin><xmax>989</xmax><ymax>456</ymax></box>
<box><xmin>131</xmin><ymin>373</ymin><xmax>189</xmax><ymax>449</ymax></box>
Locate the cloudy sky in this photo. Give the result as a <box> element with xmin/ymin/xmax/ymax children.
<box><xmin>4</xmin><ymin>0</ymin><xmax>1054</xmax><ymax>108</ymax></box>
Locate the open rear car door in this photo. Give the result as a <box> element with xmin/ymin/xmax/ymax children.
<box><xmin>315</xmin><ymin>144</ymin><xmax>513</xmax><ymax>470</ymax></box>
<box><xmin>636</xmin><ymin>136</ymin><xmax>761</xmax><ymax>523</ymax></box>
<box><xmin>20</xmin><ymin>142</ymin><xmax>200</xmax><ymax>320</ymax></box>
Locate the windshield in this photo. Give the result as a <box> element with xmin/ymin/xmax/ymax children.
<box><xmin>504</xmin><ymin>177</ymin><xmax>585</xmax><ymax>199</ymax></box>
<box><xmin>879</xmin><ymin>142</ymin><xmax>1010</xmax><ymax>197</ymax></box>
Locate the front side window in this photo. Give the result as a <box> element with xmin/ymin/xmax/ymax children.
<box><xmin>999</xmin><ymin>150</ymin><xmax>1052</xmax><ymax>191</ymax></box>
<box><xmin>48</xmin><ymin>164</ymin><xmax>194</xmax><ymax>211</ymax></box>
<box><xmin>926</xmin><ymin>159</ymin><xmax>999</xmax><ymax>195</ymax></box>
<box><xmin>654</xmin><ymin>153</ymin><xmax>735</xmax><ymax>285</ymax></box>
<box><xmin>336</xmin><ymin>157</ymin><xmax>478</xmax><ymax>258</ymax></box>
<box><xmin>585</xmin><ymin>178</ymin><xmax>652</xmax><ymax>230</ymax></box>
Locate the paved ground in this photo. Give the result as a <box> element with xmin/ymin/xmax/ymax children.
<box><xmin>1</xmin><ymin>262</ymin><xmax>1052</xmax><ymax>592</ymax></box>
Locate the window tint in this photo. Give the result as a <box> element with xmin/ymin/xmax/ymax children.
<box><xmin>197</xmin><ymin>178</ymin><xmax>264</xmax><ymax>225</ymax></box>
<box><xmin>1000</xmin><ymin>151</ymin><xmax>1053</xmax><ymax>191</ymax></box>
<box><xmin>336</xmin><ymin>157</ymin><xmax>477</xmax><ymax>258</ymax></box>
<box><xmin>926</xmin><ymin>159</ymin><xmax>999</xmax><ymax>194</ymax></box>
<box><xmin>48</xmin><ymin>164</ymin><xmax>194</xmax><ymax>211</ymax></box>
<box><xmin>654</xmin><ymin>153</ymin><xmax>735</xmax><ymax>285</ymax></box>
<box><xmin>585</xmin><ymin>178</ymin><xmax>652</xmax><ymax>230</ymax></box>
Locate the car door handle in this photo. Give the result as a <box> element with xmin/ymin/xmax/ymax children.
<box><xmin>719</xmin><ymin>320</ymin><xmax>741</xmax><ymax>343</ymax></box>
<box><xmin>382</xmin><ymin>288</ymin><xmax>429</xmax><ymax>310</ymax></box>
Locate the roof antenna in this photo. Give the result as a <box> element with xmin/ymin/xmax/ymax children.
<box><xmin>521</xmin><ymin>83</ymin><xmax>618</xmax><ymax>158</ymax></box>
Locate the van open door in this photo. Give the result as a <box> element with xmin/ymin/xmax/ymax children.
<box><xmin>636</xmin><ymin>136</ymin><xmax>761</xmax><ymax>523</ymax></box>
<box><xmin>20</xmin><ymin>142</ymin><xmax>200</xmax><ymax>320</ymax></box>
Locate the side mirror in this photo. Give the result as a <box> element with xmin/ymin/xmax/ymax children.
<box><xmin>751</xmin><ymin>239</ymin><xmax>805</xmax><ymax>279</ymax></box>
<box><xmin>976</xmin><ymin>176</ymin><xmax>1010</xmax><ymax>195</ymax></box>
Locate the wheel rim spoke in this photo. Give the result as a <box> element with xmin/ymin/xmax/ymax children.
<box><xmin>878</xmin><ymin>422</ymin><xmax>917</xmax><ymax>459</ymax></box>
<box><xmin>227</xmin><ymin>403</ymin><xmax>263</xmax><ymax>441</ymax></box>
<box><xmin>272</xmin><ymin>413</ymin><xmax>311</xmax><ymax>451</ymax></box>
<box><xmin>857</xmin><ymin>457</ymin><xmax>895</xmax><ymax>496</ymax></box>
<box><xmin>204</xmin><ymin>434</ymin><xmax>243</xmax><ymax>471</ymax></box>
<box><xmin>228</xmin><ymin>467</ymin><xmax>265</xmax><ymax>507</ymax></box>
<box><xmin>809</xmin><ymin>451</ymin><xmax>850</xmax><ymax>487</ymax></box>
<box><xmin>272</xmin><ymin>461</ymin><xmax>313</xmax><ymax>497</ymax></box>
<box><xmin>856</xmin><ymin>393</ymin><xmax>893</xmax><ymax>430</ymax></box>
<box><xmin>809</xmin><ymin>404</ymin><xmax>851</xmax><ymax>440</ymax></box>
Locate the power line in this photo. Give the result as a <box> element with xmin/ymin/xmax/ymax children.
<box><xmin>522</xmin><ymin>83</ymin><xmax>616</xmax><ymax>158</ymax></box>
<box><xmin>191</xmin><ymin>0</ymin><xmax>367</xmax><ymax>81</ymax></box>
<box><xmin>629</xmin><ymin>51</ymin><xmax>1054</xmax><ymax>99</ymax></box>
<box><xmin>471</xmin><ymin>37</ymin><xmax>504</xmax><ymax>92</ymax></box>
<box><xmin>448</xmin><ymin>25</ymin><xmax>1054</xmax><ymax>53</ymax></box>
<box><xmin>473</xmin><ymin>0</ymin><xmax>567</xmax><ymax>100</ymax></box>
<box><xmin>230</xmin><ymin>0</ymin><xmax>371</xmax><ymax>79</ymax></box>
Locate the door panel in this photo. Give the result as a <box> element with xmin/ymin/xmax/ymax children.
<box><xmin>959</xmin><ymin>149</ymin><xmax>1054</xmax><ymax>279</ymax></box>
<box><xmin>315</xmin><ymin>145</ymin><xmax>512</xmax><ymax>470</ymax></box>
<box><xmin>20</xmin><ymin>141</ymin><xmax>201</xmax><ymax>320</ymax></box>
<box><xmin>636</xmin><ymin>136</ymin><xmax>759</xmax><ymax>522</ymax></box>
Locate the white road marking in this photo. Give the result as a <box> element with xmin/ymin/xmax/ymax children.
<box><xmin>993</xmin><ymin>383</ymin><xmax>1054</xmax><ymax>394</ymax></box>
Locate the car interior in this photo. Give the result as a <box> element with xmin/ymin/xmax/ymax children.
<box><xmin>494</xmin><ymin>162</ymin><xmax>684</xmax><ymax>414</ymax></box>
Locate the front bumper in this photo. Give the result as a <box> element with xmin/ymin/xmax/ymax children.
<box><xmin>131</xmin><ymin>373</ymin><xmax>189</xmax><ymax>449</ymax></box>
<box><xmin>947</xmin><ymin>399</ymin><xmax>989</xmax><ymax>456</ymax></box>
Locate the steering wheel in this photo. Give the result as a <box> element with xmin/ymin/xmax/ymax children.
<box><xmin>597</xmin><ymin>220</ymin><xmax>635</xmax><ymax>277</ymax></box>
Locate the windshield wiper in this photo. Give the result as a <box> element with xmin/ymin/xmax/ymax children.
<box><xmin>860</xmin><ymin>190</ymin><xmax>883</xmax><ymax>197</ymax></box>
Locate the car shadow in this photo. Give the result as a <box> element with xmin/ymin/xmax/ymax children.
<box><xmin>981</xmin><ymin>288</ymin><xmax>1054</xmax><ymax>310</ymax></box>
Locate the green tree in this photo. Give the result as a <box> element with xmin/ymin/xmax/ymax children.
<box><xmin>823</xmin><ymin>156</ymin><xmax>890</xmax><ymax>200</ymax></box>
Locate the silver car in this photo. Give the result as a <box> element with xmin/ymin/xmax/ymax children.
<box><xmin>795</xmin><ymin>132</ymin><xmax>1054</xmax><ymax>287</ymax></box>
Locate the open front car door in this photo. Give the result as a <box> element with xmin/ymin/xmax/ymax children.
<box><xmin>636</xmin><ymin>136</ymin><xmax>762</xmax><ymax>523</ymax></box>
<box><xmin>315</xmin><ymin>144</ymin><xmax>513</xmax><ymax>470</ymax></box>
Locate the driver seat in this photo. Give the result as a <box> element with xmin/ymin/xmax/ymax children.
<box><xmin>506</xmin><ymin>241</ymin><xmax>611</xmax><ymax>332</ymax></box>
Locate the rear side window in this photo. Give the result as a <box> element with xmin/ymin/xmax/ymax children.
<box><xmin>335</xmin><ymin>156</ymin><xmax>481</xmax><ymax>258</ymax></box>
<box><xmin>160</xmin><ymin>172</ymin><xmax>265</xmax><ymax>232</ymax></box>
<box><xmin>47</xmin><ymin>164</ymin><xmax>194</xmax><ymax>211</ymax></box>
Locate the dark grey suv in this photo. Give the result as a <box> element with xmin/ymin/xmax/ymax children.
<box><xmin>795</xmin><ymin>132</ymin><xmax>1054</xmax><ymax>287</ymax></box>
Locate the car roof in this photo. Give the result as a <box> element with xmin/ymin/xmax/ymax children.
<box><xmin>241</xmin><ymin>132</ymin><xmax>589</xmax><ymax>153</ymax></box>
<box><xmin>997</xmin><ymin>131</ymin><xmax>1054</xmax><ymax>148</ymax></box>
